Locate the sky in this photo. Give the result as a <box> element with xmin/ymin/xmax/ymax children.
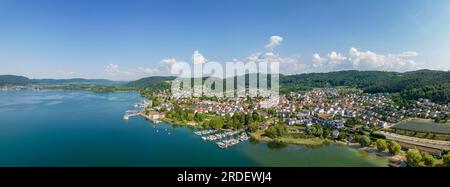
<box><xmin>0</xmin><ymin>0</ymin><xmax>449</xmax><ymax>80</ymax></box>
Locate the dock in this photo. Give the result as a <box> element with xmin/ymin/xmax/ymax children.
<box><xmin>194</xmin><ymin>129</ymin><xmax>249</xmax><ymax>149</ymax></box>
<box><xmin>123</xmin><ymin>110</ymin><xmax>141</xmax><ymax>120</ymax></box>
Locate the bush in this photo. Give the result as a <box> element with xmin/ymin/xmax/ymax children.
<box><xmin>248</xmin><ymin>122</ymin><xmax>259</xmax><ymax>133</ymax></box>
<box><xmin>421</xmin><ymin>152</ymin><xmax>436</xmax><ymax>167</ymax></box>
<box><xmin>209</xmin><ymin>117</ymin><xmax>224</xmax><ymax>129</ymax></box>
<box><xmin>387</xmin><ymin>141</ymin><xmax>401</xmax><ymax>155</ymax></box>
<box><xmin>370</xmin><ymin>132</ymin><xmax>386</xmax><ymax>139</ymax></box>
<box><xmin>443</xmin><ymin>153</ymin><xmax>450</xmax><ymax>167</ymax></box>
<box><xmin>358</xmin><ymin>135</ymin><xmax>371</xmax><ymax>147</ymax></box>
<box><xmin>406</xmin><ymin>149</ymin><xmax>422</xmax><ymax>166</ymax></box>
<box><xmin>375</xmin><ymin>139</ymin><xmax>388</xmax><ymax>152</ymax></box>
<box><xmin>266</xmin><ymin>124</ymin><xmax>288</xmax><ymax>139</ymax></box>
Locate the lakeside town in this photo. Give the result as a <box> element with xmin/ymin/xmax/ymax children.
<box><xmin>127</xmin><ymin>87</ymin><xmax>450</xmax><ymax>167</ymax></box>
<box><xmin>0</xmin><ymin>85</ymin><xmax>41</xmax><ymax>91</ymax></box>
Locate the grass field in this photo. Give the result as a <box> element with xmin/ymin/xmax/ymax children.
<box><xmin>392</xmin><ymin>120</ymin><xmax>450</xmax><ymax>134</ymax></box>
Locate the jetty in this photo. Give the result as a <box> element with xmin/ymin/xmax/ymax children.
<box><xmin>194</xmin><ymin>129</ymin><xmax>249</xmax><ymax>149</ymax></box>
<box><xmin>123</xmin><ymin>110</ymin><xmax>141</xmax><ymax>120</ymax></box>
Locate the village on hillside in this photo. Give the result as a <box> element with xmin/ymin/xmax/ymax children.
<box><xmin>128</xmin><ymin>87</ymin><xmax>450</xmax><ymax>167</ymax></box>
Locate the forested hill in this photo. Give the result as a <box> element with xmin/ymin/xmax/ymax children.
<box><xmin>3</xmin><ymin>70</ymin><xmax>450</xmax><ymax>104</ymax></box>
<box><xmin>0</xmin><ymin>75</ymin><xmax>123</xmax><ymax>86</ymax></box>
<box><xmin>125</xmin><ymin>76</ymin><xmax>175</xmax><ymax>91</ymax></box>
<box><xmin>0</xmin><ymin>75</ymin><xmax>32</xmax><ymax>85</ymax></box>
<box><xmin>280</xmin><ymin>70</ymin><xmax>450</xmax><ymax>104</ymax></box>
<box><xmin>128</xmin><ymin>70</ymin><xmax>450</xmax><ymax>104</ymax></box>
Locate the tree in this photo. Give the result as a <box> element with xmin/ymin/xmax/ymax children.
<box><xmin>358</xmin><ymin>135</ymin><xmax>371</xmax><ymax>147</ymax></box>
<box><xmin>375</xmin><ymin>139</ymin><xmax>388</xmax><ymax>152</ymax></box>
<box><xmin>209</xmin><ymin>117</ymin><xmax>224</xmax><ymax>129</ymax></box>
<box><xmin>306</xmin><ymin>126</ymin><xmax>323</xmax><ymax>137</ymax></box>
<box><xmin>345</xmin><ymin>117</ymin><xmax>361</xmax><ymax>127</ymax></box>
<box><xmin>435</xmin><ymin>116</ymin><xmax>441</xmax><ymax>123</ymax></box>
<box><xmin>306</xmin><ymin>126</ymin><xmax>317</xmax><ymax>136</ymax></box>
<box><xmin>248</xmin><ymin>122</ymin><xmax>260</xmax><ymax>133</ymax></box>
<box><xmin>406</xmin><ymin>149</ymin><xmax>422</xmax><ymax>166</ymax></box>
<box><xmin>266</xmin><ymin>124</ymin><xmax>288</xmax><ymax>139</ymax></box>
<box><xmin>237</xmin><ymin>121</ymin><xmax>245</xmax><ymax>129</ymax></box>
<box><xmin>252</xmin><ymin>111</ymin><xmax>261</xmax><ymax>122</ymax></box>
<box><xmin>225</xmin><ymin>113</ymin><xmax>231</xmax><ymax>123</ymax></box>
<box><xmin>244</xmin><ymin>113</ymin><xmax>253</xmax><ymax>126</ymax></box>
<box><xmin>421</xmin><ymin>152</ymin><xmax>436</xmax><ymax>167</ymax></box>
<box><xmin>186</xmin><ymin>113</ymin><xmax>194</xmax><ymax>121</ymax></box>
<box><xmin>443</xmin><ymin>153</ymin><xmax>450</xmax><ymax>167</ymax></box>
<box><xmin>315</xmin><ymin>126</ymin><xmax>324</xmax><ymax>137</ymax></box>
<box><xmin>387</xmin><ymin>141</ymin><xmax>401</xmax><ymax>155</ymax></box>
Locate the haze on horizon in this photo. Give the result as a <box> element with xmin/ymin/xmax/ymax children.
<box><xmin>0</xmin><ymin>0</ymin><xmax>449</xmax><ymax>81</ymax></box>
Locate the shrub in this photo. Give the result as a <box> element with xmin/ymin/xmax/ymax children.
<box><xmin>443</xmin><ymin>153</ymin><xmax>450</xmax><ymax>167</ymax></box>
<box><xmin>421</xmin><ymin>152</ymin><xmax>436</xmax><ymax>167</ymax></box>
<box><xmin>387</xmin><ymin>141</ymin><xmax>401</xmax><ymax>155</ymax></box>
<box><xmin>358</xmin><ymin>135</ymin><xmax>371</xmax><ymax>147</ymax></box>
<box><xmin>406</xmin><ymin>149</ymin><xmax>422</xmax><ymax>166</ymax></box>
<box><xmin>375</xmin><ymin>139</ymin><xmax>388</xmax><ymax>152</ymax></box>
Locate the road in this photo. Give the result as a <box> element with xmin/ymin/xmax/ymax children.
<box><xmin>378</xmin><ymin>131</ymin><xmax>450</xmax><ymax>150</ymax></box>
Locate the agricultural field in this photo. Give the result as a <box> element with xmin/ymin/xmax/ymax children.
<box><xmin>392</xmin><ymin>121</ymin><xmax>450</xmax><ymax>135</ymax></box>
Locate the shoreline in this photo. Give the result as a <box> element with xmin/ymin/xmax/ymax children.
<box><xmin>248</xmin><ymin>131</ymin><xmax>400</xmax><ymax>166</ymax></box>
<box><xmin>249</xmin><ymin>131</ymin><xmax>328</xmax><ymax>147</ymax></box>
<box><xmin>139</xmin><ymin>114</ymin><xmax>398</xmax><ymax>166</ymax></box>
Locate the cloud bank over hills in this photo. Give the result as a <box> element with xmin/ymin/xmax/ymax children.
<box><xmin>112</xmin><ymin>35</ymin><xmax>422</xmax><ymax>79</ymax></box>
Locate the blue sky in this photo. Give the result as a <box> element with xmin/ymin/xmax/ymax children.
<box><xmin>0</xmin><ymin>0</ymin><xmax>449</xmax><ymax>80</ymax></box>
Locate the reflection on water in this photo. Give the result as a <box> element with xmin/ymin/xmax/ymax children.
<box><xmin>248</xmin><ymin>137</ymin><xmax>260</xmax><ymax>145</ymax></box>
<box><xmin>267</xmin><ymin>141</ymin><xmax>288</xmax><ymax>150</ymax></box>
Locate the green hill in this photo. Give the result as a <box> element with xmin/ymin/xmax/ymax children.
<box><xmin>0</xmin><ymin>75</ymin><xmax>33</xmax><ymax>85</ymax></box>
<box><xmin>126</xmin><ymin>76</ymin><xmax>175</xmax><ymax>90</ymax></box>
<box><xmin>127</xmin><ymin>70</ymin><xmax>450</xmax><ymax>104</ymax></box>
<box><xmin>280</xmin><ymin>70</ymin><xmax>450</xmax><ymax>104</ymax></box>
<box><xmin>3</xmin><ymin>70</ymin><xmax>449</xmax><ymax>104</ymax></box>
<box><xmin>0</xmin><ymin>75</ymin><xmax>124</xmax><ymax>86</ymax></box>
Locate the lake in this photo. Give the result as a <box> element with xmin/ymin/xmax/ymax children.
<box><xmin>0</xmin><ymin>90</ymin><xmax>388</xmax><ymax>167</ymax></box>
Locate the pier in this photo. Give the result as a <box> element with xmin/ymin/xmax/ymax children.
<box><xmin>194</xmin><ymin>129</ymin><xmax>249</xmax><ymax>149</ymax></box>
<box><xmin>123</xmin><ymin>110</ymin><xmax>141</xmax><ymax>120</ymax></box>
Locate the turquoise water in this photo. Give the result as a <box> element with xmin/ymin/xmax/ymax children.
<box><xmin>0</xmin><ymin>90</ymin><xmax>388</xmax><ymax>167</ymax></box>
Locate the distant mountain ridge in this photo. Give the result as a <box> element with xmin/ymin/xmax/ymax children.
<box><xmin>0</xmin><ymin>75</ymin><xmax>124</xmax><ymax>86</ymax></box>
<box><xmin>0</xmin><ymin>75</ymin><xmax>31</xmax><ymax>85</ymax></box>
<box><xmin>2</xmin><ymin>69</ymin><xmax>450</xmax><ymax>103</ymax></box>
<box><xmin>128</xmin><ymin>69</ymin><xmax>450</xmax><ymax>104</ymax></box>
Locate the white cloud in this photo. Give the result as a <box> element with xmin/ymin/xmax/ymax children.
<box><xmin>105</xmin><ymin>64</ymin><xmax>120</xmax><ymax>74</ymax></box>
<box><xmin>246</xmin><ymin>52</ymin><xmax>305</xmax><ymax>75</ymax></box>
<box><xmin>104</xmin><ymin>64</ymin><xmax>135</xmax><ymax>78</ymax></box>
<box><xmin>265</xmin><ymin>35</ymin><xmax>283</xmax><ymax>51</ymax></box>
<box><xmin>138</xmin><ymin>67</ymin><xmax>161</xmax><ymax>74</ymax></box>
<box><xmin>192</xmin><ymin>50</ymin><xmax>206</xmax><ymax>64</ymax></box>
<box><xmin>132</xmin><ymin>36</ymin><xmax>424</xmax><ymax>79</ymax></box>
<box><xmin>310</xmin><ymin>47</ymin><xmax>422</xmax><ymax>72</ymax></box>
<box><xmin>144</xmin><ymin>51</ymin><xmax>209</xmax><ymax>77</ymax></box>
<box><xmin>155</xmin><ymin>57</ymin><xmax>190</xmax><ymax>76</ymax></box>
<box><xmin>312</xmin><ymin>53</ymin><xmax>326</xmax><ymax>68</ymax></box>
<box><xmin>328</xmin><ymin>51</ymin><xmax>347</xmax><ymax>62</ymax></box>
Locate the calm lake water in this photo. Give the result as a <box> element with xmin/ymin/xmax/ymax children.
<box><xmin>0</xmin><ymin>90</ymin><xmax>388</xmax><ymax>167</ymax></box>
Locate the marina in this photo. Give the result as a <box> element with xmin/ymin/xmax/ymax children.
<box><xmin>194</xmin><ymin>129</ymin><xmax>250</xmax><ymax>149</ymax></box>
<box><xmin>123</xmin><ymin>100</ymin><xmax>149</xmax><ymax>120</ymax></box>
<box><xmin>122</xmin><ymin>110</ymin><xmax>141</xmax><ymax>120</ymax></box>
<box><xmin>122</xmin><ymin>100</ymin><xmax>251</xmax><ymax>149</ymax></box>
